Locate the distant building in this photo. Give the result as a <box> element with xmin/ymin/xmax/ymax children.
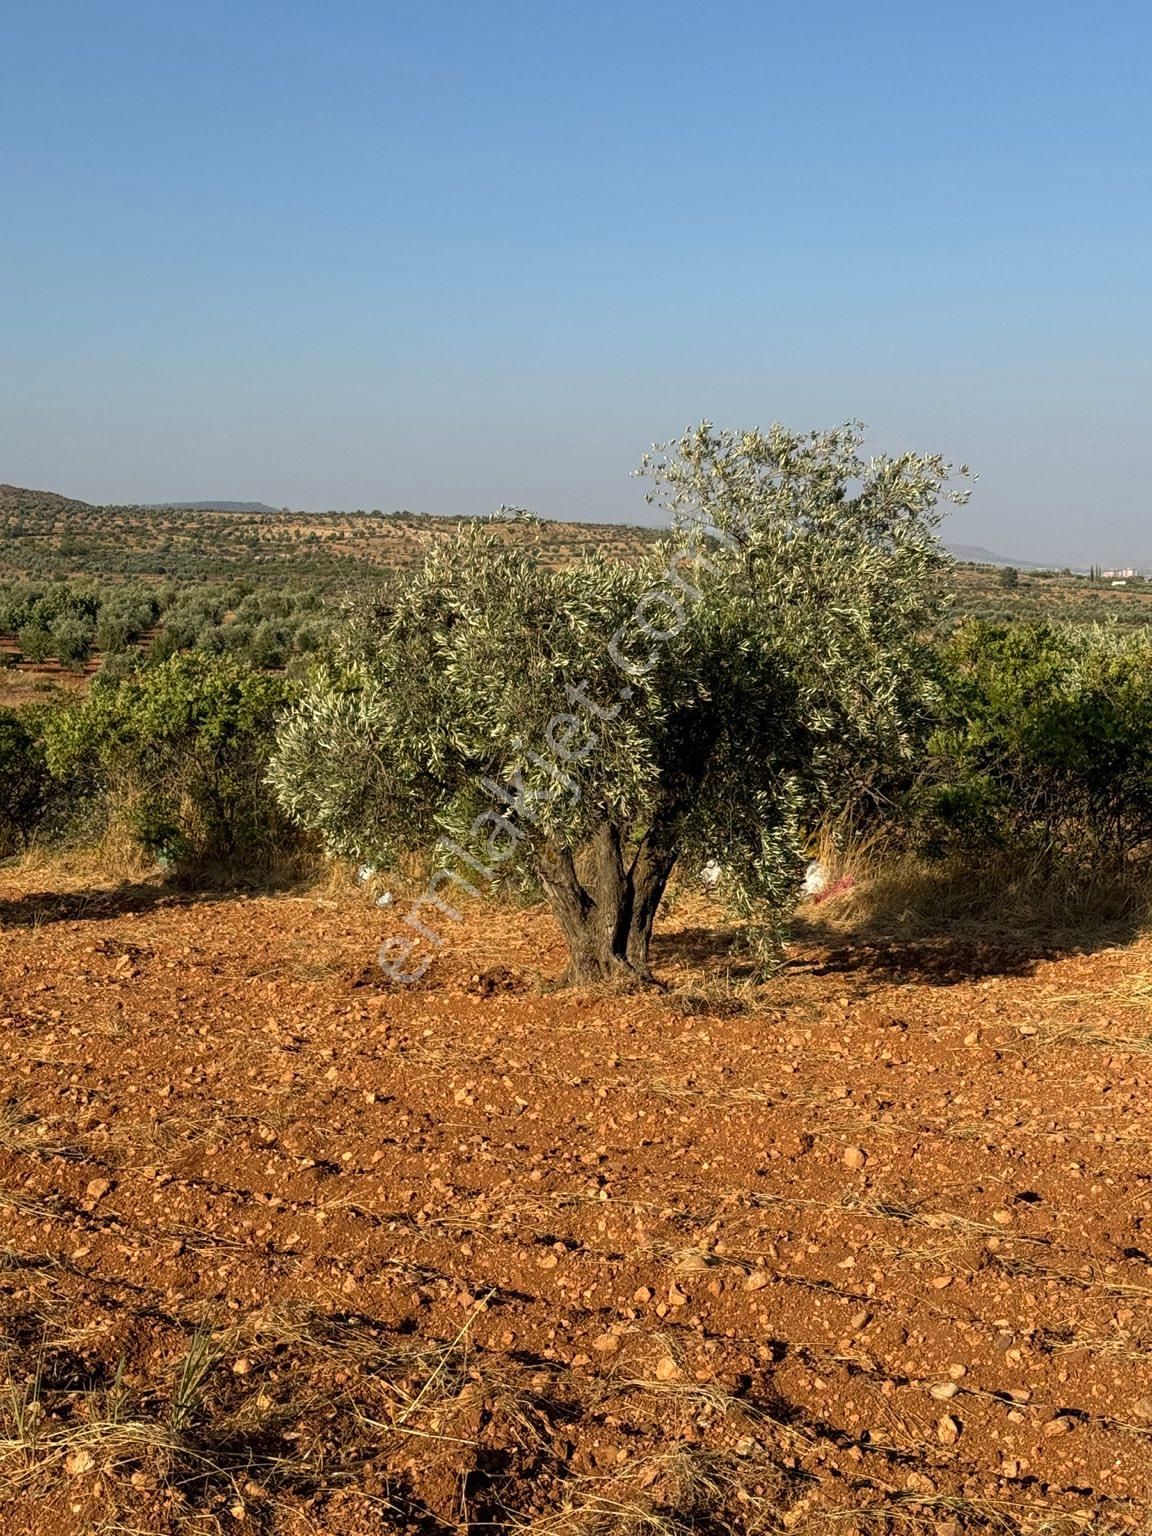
<box><xmin>1102</xmin><ymin>568</ymin><xmax>1143</xmax><ymax>580</ymax></box>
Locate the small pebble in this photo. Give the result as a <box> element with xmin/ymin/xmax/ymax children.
<box><xmin>936</xmin><ymin>1414</ymin><xmax>961</xmax><ymax>1445</ymax></box>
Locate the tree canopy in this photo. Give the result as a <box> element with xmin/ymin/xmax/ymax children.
<box><xmin>270</xmin><ymin>423</ymin><xmax>965</xmax><ymax>985</ymax></box>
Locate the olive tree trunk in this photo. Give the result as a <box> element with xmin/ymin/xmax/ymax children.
<box><xmin>534</xmin><ymin>728</ymin><xmax>716</xmax><ymax>988</ymax></box>
<box><xmin>536</xmin><ymin>822</ymin><xmax>679</xmax><ymax>988</ymax></box>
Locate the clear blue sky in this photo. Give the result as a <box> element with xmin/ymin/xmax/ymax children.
<box><xmin>2</xmin><ymin>1</ymin><xmax>1149</xmax><ymax>564</ymax></box>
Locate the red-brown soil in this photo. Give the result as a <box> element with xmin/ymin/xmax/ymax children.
<box><xmin>2</xmin><ymin>868</ymin><xmax>1152</xmax><ymax>1533</ymax></box>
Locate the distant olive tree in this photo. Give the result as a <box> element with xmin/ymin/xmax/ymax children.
<box><xmin>270</xmin><ymin>424</ymin><xmax>965</xmax><ymax>985</ymax></box>
<box><xmin>16</xmin><ymin>623</ymin><xmax>53</xmax><ymax>663</ymax></box>
<box><xmin>51</xmin><ymin>615</ymin><xmax>94</xmax><ymax>670</ymax></box>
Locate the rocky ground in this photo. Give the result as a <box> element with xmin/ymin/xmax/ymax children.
<box><xmin>2</xmin><ymin>865</ymin><xmax>1152</xmax><ymax>1534</ymax></box>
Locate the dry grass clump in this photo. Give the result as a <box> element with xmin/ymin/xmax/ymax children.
<box><xmin>0</xmin><ymin>837</ymin><xmax>156</xmax><ymax>900</ymax></box>
<box><xmin>0</xmin><ymin>1294</ymin><xmax>813</xmax><ymax>1533</ymax></box>
<box><xmin>522</xmin><ymin>1443</ymin><xmax>789</xmax><ymax>1536</ymax></box>
<box><xmin>1</xmin><ymin>1318</ymin><xmax>331</xmax><ymax>1516</ymax></box>
<box><xmin>0</xmin><ymin>1102</ymin><xmax>91</xmax><ymax>1163</ymax></box>
<box><xmin>0</xmin><ymin>1298</ymin><xmax>569</xmax><ymax>1530</ymax></box>
<box><xmin>520</xmin><ymin>1344</ymin><xmax>795</xmax><ymax>1536</ymax></box>
<box><xmin>799</xmin><ymin>824</ymin><xmax>1152</xmax><ymax>948</ymax></box>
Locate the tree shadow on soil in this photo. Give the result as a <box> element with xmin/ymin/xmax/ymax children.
<box><xmin>796</xmin><ymin>928</ymin><xmax>1057</xmax><ymax>985</ymax></box>
<box><xmin>0</xmin><ymin>878</ymin><xmax>287</xmax><ymax>930</ymax></box>
<box><xmin>793</xmin><ymin>907</ymin><xmax>1149</xmax><ymax>987</ymax></box>
<box><xmin>653</xmin><ymin>923</ymin><xmax>760</xmax><ymax>977</ymax></box>
<box><xmin>654</xmin><ymin>914</ymin><xmax>1146</xmax><ymax>990</ymax></box>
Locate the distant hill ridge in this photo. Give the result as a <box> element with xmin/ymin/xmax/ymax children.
<box><xmin>1</xmin><ymin>483</ymin><xmax>93</xmax><ymax>514</ymax></box>
<box><xmin>0</xmin><ymin>481</ymin><xmax>662</xmax><ymax>588</ymax></box>
<box><xmin>945</xmin><ymin>543</ymin><xmax>1048</xmax><ymax>569</ymax></box>
<box><xmin>1</xmin><ymin>486</ymin><xmax>286</xmax><ymax>517</ymax></box>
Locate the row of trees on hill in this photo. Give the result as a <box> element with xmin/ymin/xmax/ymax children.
<box><xmin>0</xmin><ymin>581</ymin><xmax>334</xmax><ymax>675</ymax></box>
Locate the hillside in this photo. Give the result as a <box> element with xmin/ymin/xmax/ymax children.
<box><xmin>945</xmin><ymin>543</ymin><xmax>1047</xmax><ymax>569</ymax></box>
<box><xmin>4</xmin><ymin>483</ymin><xmax>1152</xmax><ymax>633</ymax></box>
<box><xmin>951</xmin><ymin>561</ymin><xmax>1152</xmax><ymax>627</ymax></box>
<box><xmin>0</xmin><ymin>483</ymin><xmax>93</xmax><ymax>518</ymax></box>
<box><xmin>0</xmin><ymin>484</ymin><xmax>660</xmax><ymax>588</ymax></box>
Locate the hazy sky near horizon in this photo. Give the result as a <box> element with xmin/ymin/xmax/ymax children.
<box><xmin>2</xmin><ymin>1</ymin><xmax>1150</xmax><ymax>565</ymax></box>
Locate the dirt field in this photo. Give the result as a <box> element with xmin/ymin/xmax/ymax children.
<box><xmin>2</xmin><ymin>866</ymin><xmax>1152</xmax><ymax>1534</ymax></box>
<box><xmin>0</xmin><ymin>646</ymin><xmax>91</xmax><ymax>710</ymax></box>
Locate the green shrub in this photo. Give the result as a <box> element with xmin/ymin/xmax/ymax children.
<box><xmin>92</xmin><ymin>649</ymin><xmax>141</xmax><ymax>688</ymax></box>
<box><xmin>920</xmin><ymin>622</ymin><xmax>1152</xmax><ymax>870</ymax></box>
<box><xmin>0</xmin><ymin>707</ymin><xmax>52</xmax><ymax>854</ymax></box>
<box><xmin>16</xmin><ymin>623</ymin><xmax>53</xmax><ymax>662</ymax></box>
<box><xmin>94</xmin><ymin>592</ymin><xmax>156</xmax><ymax>653</ymax></box>
<box><xmin>43</xmin><ymin>653</ymin><xmax>300</xmax><ymax>876</ymax></box>
<box><xmin>51</xmin><ymin>615</ymin><xmax>94</xmax><ymax>670</ymax></box>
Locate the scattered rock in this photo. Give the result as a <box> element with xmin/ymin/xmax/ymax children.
<box><xmin>675</xmin><ymin>1251</ymin><xmax>711</xmax><ymax>1274</ymax></box>
<box><xmin>936</xmin><ymin>1414</ymin><xmax>961</xmax><ymax>1445</ymax></box>
<box><xmin>842</xmin><ymin>1145</ymin><xmax>868</xmax><ymax>1171</ymax></box>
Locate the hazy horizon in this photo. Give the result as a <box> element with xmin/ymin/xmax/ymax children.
<box><xmin>3</xmin><ymin>1</ymin><xmax>1150</xmax><ymax>567</ymax></box>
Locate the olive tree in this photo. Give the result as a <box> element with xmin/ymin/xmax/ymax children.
<box><xmin>270</xmin><ymin>424</ymin><xmax>964</xmax><ymax>985</ymax></box>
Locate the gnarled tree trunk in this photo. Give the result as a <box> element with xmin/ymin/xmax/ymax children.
<box><xmin>536</xmin><ymin>821</ymin><xmax>679</xmax><ymax>988</ymax></box>
<box><xmin>535</xmin><ymin>724</ymin><xmax>717</xmax><ymax>988</ymax></box>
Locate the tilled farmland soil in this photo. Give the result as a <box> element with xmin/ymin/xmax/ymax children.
<box><xmin>2</xmin><ymin>871</ymin><xmax>1152</xmax><ymax>1534</ymax></box>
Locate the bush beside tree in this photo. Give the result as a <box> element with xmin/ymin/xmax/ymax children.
<box><xmin>51</xmin><ymin>614</ymin><xmax>95</xmax><ymax>670</ymax></box>
<box><xmin>0</xmin><ymin>707</ymin><xmax>53</xmax><ymax>854</ymax></box>
<box><xmin>43</xmin><ymin>653</ymin><xmax>300</xmax><ymax>876</ymax></box>
<box><xmin>920</xmin><ymin>621</ymin><xmax>1152</xmax><ymax>872</ymax></box>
